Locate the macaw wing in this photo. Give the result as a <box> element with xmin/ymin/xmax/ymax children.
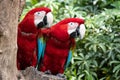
<box><xmin>64</xmin><ymin>39</ymin><xmax>75</xmax><ymax>69</ymax></box>
<box><xmin>36</xmin><ymin>37</ymin><xmax>46</xmax><ymax>68</ymax></box>
<box><xmin>64</xmin><ymin>48</ymin><xmax>74</xmax><ymax>69</ymax></box>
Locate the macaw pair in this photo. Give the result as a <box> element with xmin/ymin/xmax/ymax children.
<box><xmin>17</xmin><ymin>7</ymin><xmax>86</xmax><ymax>78</ymax></box>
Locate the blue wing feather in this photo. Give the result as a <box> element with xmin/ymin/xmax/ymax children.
<box><xmin>64</xmin><ymin>50</ymin><xmax>72</xmax><ymax>69</ymax></box>
<box><xmin>36</xmin><ymin>37</ymin><xmax>46</xmax><ymax>68</ymax></box>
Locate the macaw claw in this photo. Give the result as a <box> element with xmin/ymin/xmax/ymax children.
<box><xmin>44</xmin><ymin>70</ymin><xmax>51</xmax><ymax>75</ymax></box>
<box><xmin>56</xmin><ymin>73</ymin><xmax>66</xmax><ymax>79</ymax></box>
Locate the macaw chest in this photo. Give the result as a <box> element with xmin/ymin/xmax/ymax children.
<box><xmin>44</xmin><ymin>37</ymin><xmax>71</xmax><ymax>58</ymax></box>
<box><xmin>40</xmin><ymin>37</ymin><xmax>71</xmax><ymax>74</ymax></box>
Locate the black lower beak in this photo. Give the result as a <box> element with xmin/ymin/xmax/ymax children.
<box><xmin>70</xmin><ymin>32</ymin><xmax>77</xmax><ymax>38</ymax></box>
<box><xmin>76</xmin><ymin>27</ymin><xmax>80</xmax><ymax>36</ymax></box>
<box><xmin>37</xmin><ymin>22</ymin><xmax>44</xmax><ymax>29</ymax></box>
<box><xmin>37</xmin><ymin>16</ymin><xmax>47</xmax><ymax>29</ymax></box>
<box><xmin>70</xmin><ymin>27</ymin><xmax>80</xmax><ymax>38</ymax></box>
<box><xmin>43</xmin><ymin>15</ymin><xmax>47</xmax><ymax>25</ymax></box>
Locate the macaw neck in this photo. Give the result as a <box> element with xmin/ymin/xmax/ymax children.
<box><xmin>49</xmin><ymin>36</ymin><xmax>70</xmax><ymax>44</ymax></box>
<box><xmin>50</xmin><ymin>26</ymin><xmax>70</xmax><ymax>42</ymax></box>
<box><xmin>46</xmin><ymin>36</ymin><xmax>71</xmax><ymax>50</ymax></box>
<box><xmin>19</xmin><ymin>16</ymin><xmax>37</xmax><ymax>34</ymax></box>
<box><xmin>40</xmin><ymin>28</ymin><xmax>51</xmax><ymax>38</ymax></box>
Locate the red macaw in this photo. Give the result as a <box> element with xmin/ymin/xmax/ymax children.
<box><xmin>17</xmin><ymin>7</ymin><xmax>53</xmax><ymax>70</ymax></box>
<box><xmin>37</xmin><ymin>18</ymin><xmax>86</xmax><ymax>77</ymax></box>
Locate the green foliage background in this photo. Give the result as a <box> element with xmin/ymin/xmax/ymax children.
<box><xmin>21</xmin><ymin>0</ymin><xmax>120</xmax><ymax>80</ymax></box>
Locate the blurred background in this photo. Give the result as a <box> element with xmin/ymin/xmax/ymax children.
<box><xmin>20</xmin><ymin>0</ymin><xmax>120</xmax><ymax>80</ymax></box>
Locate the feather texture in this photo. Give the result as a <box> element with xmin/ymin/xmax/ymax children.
<box><xmin>37</xmin><ymin>37</ymin><xmax>46</xmax><ymax>66</ymax></box>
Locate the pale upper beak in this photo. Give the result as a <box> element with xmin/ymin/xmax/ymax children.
<box><xmin>79</xmin><ymin>24</ymin><xmax>86</xmax><ymax>39</ymax></box>
<box><xmin>46</xmin><ymin>12</ymin><xmax>53</xmax><ymax>27</ymax></box>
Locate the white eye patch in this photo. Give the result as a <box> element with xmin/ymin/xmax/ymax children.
<box><xmin>34</xmin><ymin>11</ymin><xmax>46</xmax><ymax>26</ymax></box>
<box><xmin>67</xmin><ymin>22</ymin><xmax>79</xmax><ymax>35</ymax></box>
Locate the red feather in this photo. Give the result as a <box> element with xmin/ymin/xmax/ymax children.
<box><xmin>17</xmin><ymin>7</ymin><xmax>51</xmax><ymax>70</ymax></box>
<box><xmin>38</xmin><ymin>18</ymin><xmax>84</xmax><ymax>74</ymax></box>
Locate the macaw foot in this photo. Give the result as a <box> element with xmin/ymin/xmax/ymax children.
<box><xmin>44</xmin><ymin>70</ymin><xmax>51</xmax><ymax>75</ymax></box>
<box><xmin>56</xmin><ymin>73</ymin><xmax>66</xmax><ymax>79</ymax></box>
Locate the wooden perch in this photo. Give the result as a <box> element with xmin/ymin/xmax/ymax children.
<box><xmin>20</xmin><ymin>67</ymin><xmax>66</xmax><ymax>80</ymax></box>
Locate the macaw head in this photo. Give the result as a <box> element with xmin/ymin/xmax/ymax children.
<box><xmin>19</xmin><ymin>7</ymin><xmax>53</xmax><ymax>33</ymax></box>
<box><xmin>51</xmin><ymin>18</ymin><xmax>85</xmax><ymax>41</ymax></box>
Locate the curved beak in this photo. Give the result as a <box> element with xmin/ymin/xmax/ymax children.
<box><xmin>79</xmin><ymin>24</ymin><xmax>86</xmax><ymax>39</ymax></box>
<box><xmin>46</xmin><ymin>12</ymin><xmax>53</xmax><ymax>27</ymax></box>
<box><xmin>69</xmin><ymin>24</ymin><xmax>86</xmax><ymax>39</ymax></box>
<box><xmin>37</xmin><ymin>15</ymin><xmax>47</xmax><ymax>29</ymax></box>
<box><xmin>37</xmin><ymin>12</ymin><xmax>53</xmax><ymax>29</ymax></box>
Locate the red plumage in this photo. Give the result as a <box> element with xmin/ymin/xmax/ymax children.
<box><xmin>38</xmin><ymin>18</ymin><xmax>84</xmax><ymax>74</ymax></box>
<box><xmin>17</xmin><ymin>26</ymin><xmax>37</xmax><ymax>70</ymax></box>
<box><xmin>17</xmin><ymin>7</ymin><xmax>51</xmax><ymax>70</ymax></box>
<box><xmin>40</xmin><ymin>38</ymin><xmax>75</xmax><ymax>74</ymax></box>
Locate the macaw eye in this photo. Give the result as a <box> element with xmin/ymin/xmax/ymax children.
<box><xmin>34</xmin><ymin>12</ymin><xmax>42</xmax><ymax>16</ymax></box>
<box><xmin>37</xmin><ymin>12</ymin><xmax>41</xmax><ymax>14</ymax></box>
<box><xmin>68</xmin><ymin>22</ymin><xmax>75</xmax><ymax>26</ymax></box>
<box><xmin>68</xmin><ymin>22</ymin><xmax>79</xmax><ymax>31</ymax></box>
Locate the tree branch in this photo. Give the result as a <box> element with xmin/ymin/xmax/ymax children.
<box><xmin>20</xmin><ymin>67</ymin><xmax>66</xmax><ymax>80</ymax></box>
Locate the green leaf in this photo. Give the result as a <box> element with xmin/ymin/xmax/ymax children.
<box><xmin>78</xmin><ymin>74</ymin><xmax>84</xmax><ymax>80</ymax></box>
<box><xmin>93</xmin><ymin>44</ymin><xmax>97</xmax><ymax>52</ymax></box>
<box><xmin>115</xmin><ymin>48</ymin><xmax>120</xmax><ymax>53</ymax></box>
<box><xmin>113</xmin><ymin>64</ymin><xmax>120</xmax><ymax>73</ymax></box>
<box><xmin>110</xmin><ymin>61</ymin><xmax>120</xmax><ymax>65</ymax></box>
<box><xmin>111</xmin><ymin>1</ymin><xmax>120</xmax><ymax>9</ymax></box>
<box><xmin>98</xmin><ymin>43</ymin><xmax>106</xmax><ymax>53</ymax></box>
